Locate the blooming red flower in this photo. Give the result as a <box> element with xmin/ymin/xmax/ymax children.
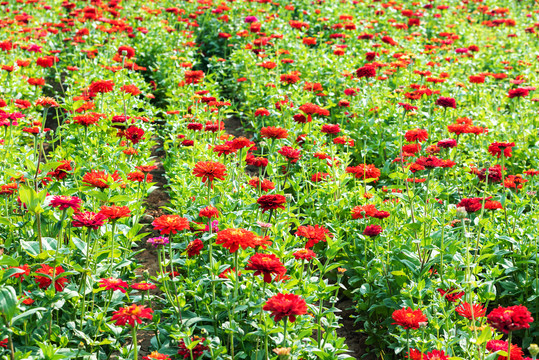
<box><xmin>321</xmin><ymin>124</ymin><xmax>340</xmax><ymax>135</ymax></box>
<box><xmin>351</xmin><ymin>204</ymin><xmax>378</xmax><ymax>219</ymax></box>
<box><xmin>508</xmin><ymin>88</ymin><xmax>529</xmax><ymax>98</ymax></box>
<box><xmin>184</xmin><ymin>70</ymin><xmax>205</xmax><ymax>84</ymax></box>
<box><xmin>356</xmin><ymin>65</ymin><xmax>376</xmax><ymax>78</ymax></box>
<box><xmin>405</xmin><ymin>129</ymin><xmax>428</xmax><ymax>143</ymax></box>
<box><xmin>35</xmin><ymin>264</ymin><xmax>69</xmax><ymax>291</ymax></box>
<box><xmin>178</xmin><ymin>336</ymin><xmax>209</xmax><ymax>359</ymax></box>
<box><xmin>186</xmin><ymin>239</ymin><xmax>204</xmax><ymax>257</ymax></box>
<box><xmin>111</xmin><ymin>304</ymin><xmax>153</xmax><ymax>327</ymax></box>
<box><xmin>257</xmin><ymin>194</ymin><xmax>286</xmax><ymax>213</ymax></box>
<box><xmin>118</xmin><ymin>45</ymin><xmax>135</xmax><ymax>59</ymax></box>
<box><xmin>278</xmin><ymin>146</ymin><xmax>301</xmax><ymax>163</ymax></box>
<box><xmin>98</xmin><ymin>277</ymin><xmax>128</xmax><ymax>293</ymax></box>
<box><xmin>124</xmin><ymin>126</ymin><xmax>145</xmax><ymax>144</ymax></box>
<box><xmin>408</xmin><ymin>349</ymin><xmax>425</xmax><ymax>360</ymax></box>
<box><xmin>260</xmin><ymin>126</ymin><xmax>288</xmax><ymax>139</ymax></box>
<box><xmin>425</xmin><ymin>350</ymin><xmax>449</xmax><ymax>360</ymax></box>
<box><xmin>199</xmin><ymin>206</ymin><xmax>219</xmax><ymax>219</ymax></box>
<box><xmin>295</xmin><ymin>224</ymin><xmax>333</xmax><ymax>248</ymax></box>
<box><xmin>248</xmin><ymin>177</ymin><xmax>275</xmax><ymax>192</ymax></box>
<box><xmin>127</xmin><ymin>171</ymin><xmax>153</xmax><ymax>182</ymax></box>
<box><xmin>363</xmin><ymin>225</ymin><xmax>383</xmax><ymax>237</ymax></box>
<box><xmin>99</xmin><ymin>205</ymin><xmax>131</xmax><ymax>221</ymax></box>
<box><xmin>131</xmin><ymin>282</ymin><xmax>157</xmax><ymax>291</ymax></box>
<box><xmin>345</xmin><ymin>164</ymin><xmax>381</xmax><ymax>181</ymax></box>
<box><xmin>152</xmin><ymin>215</ymin><xmax>190</xmax><ymax>235</ymax></box>
<box><xmin>487</xmin><ymin>305</ymin><xmax>533</xmax><ymax>334</ymax></box>
<box><xmin>72</xmin><ymin>212</ymin><xmax>106</xmax><ymax>229</ymax></box>
<box><xmin>82</xmin><ymin>170</ymin><xmax>121</xmax><ymax>189</ymax></box>
<box><xmin>488</xmin><ymin>142</ymin><xmax>515</xmax><ymax>158</ymax></box>
<box><xmin>49</xmin><ymin>195</ymin><xmax>82</xmax><ymax>211</ymax></box>
<box><xmin>455</xmin><ymin>302</ymin><xmax>486</xmax><ymax>320</ymax></box>
<box><xmin>263</xmin><ymin>293</ymin><xmax>307</xmax><ymax>322</ymax></box>
<box><xmin>435</xmin><ymin>96</ymin><xmax>456</xmax><ymax>108</ymax></box>
<box><xmin>486</xmin><ymin>340</ymin><xmax>523</xmax><ymax>360</ymax></box>
<box><xmin>215</xmin><ymin>228</ymin><xmax>257</xmax><ymax>253</ymax></box>
<box><xmin>192</xmin><ymin>161</ymin><xmax>227</xmax><ymax>183</ymax></box>
<box><xmin>293</xmin><ymin>249</ymin><xmax>317</xmax><ymax>261</ymax></box>
<box><xmin>437</xmin><ymin>139</ymin><xmax>457</xmax><ymax>149</ymax></box>
<box><xmin>415</xmin><ymin>156</ymin><xmax>445</xmax><ymax>169</ymax></box>
<box><xmin>392</xmin><ymin>307</ymin><xmax>428</xmax><ymax>329</ymax></box>
<box><xmin>89</xmin><ymin>80</ymin><xmax>114</xmax><ymax>94</ymax></box>
<box><xmin>245</xmin><ymin>253</ymin><xmax>286</xmax><ymax>283</ymax></box>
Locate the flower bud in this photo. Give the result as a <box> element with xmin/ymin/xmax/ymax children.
<box><xmin>456</xmin><ymin>206</ymin><xmax>467</xmax><ymax>219</ymax></box>
<box><xmin>529</xmin><ymin>344</ymin><xmax>539</xmax><ymax>358</ymax></box>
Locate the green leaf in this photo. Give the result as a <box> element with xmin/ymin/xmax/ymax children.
<box><xmin>12</xmin><ymin>307</ymin><xmax>47</xmax><ymax>324</ymax></box>
<box><xmin>0</xmin><ymin>286</ymin><xmax>18</xmax><ymax>322</ymax></box>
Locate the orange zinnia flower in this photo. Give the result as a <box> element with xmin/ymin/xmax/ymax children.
<box><xmin>152</xmin><ymin>215</ymin><xmax>190</xmax><ymax>235</ymax></box>
<box><xmin>192</xmin><ymin>161</ymin><xmax>227</xmax><ymax>184</ymax></box>
<box><xmin>215</xmin><ymin>228</ymin><xmax>257</xmax><ymax>253</ymax></box>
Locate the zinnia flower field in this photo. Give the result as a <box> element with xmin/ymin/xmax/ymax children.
<box><xmin>1</xmin><ymin>0</ymin><xmax>539</xmax><ymax>359</ymax></box>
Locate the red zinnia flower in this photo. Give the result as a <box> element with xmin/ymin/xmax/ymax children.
<box><xmin>72</xmin><ymin>212</ymin><xmax>106</xmax><ymax>229</ymax></box>
<box><xmin>455</xmin><ymin>302</ymin><xmax>486</xmax><ymax>320</ymax></box>
<box><xmin>131</xmin><ymin>282</ymin><xmax>157</xmax><ymax>291</ymax></box>
<box><xmin>488</xmin><ymin>142</ymin><xmax>515</xmax><ymax>158</ymax></box>
<box><xmin>98</xmin><ymin>277</ymin><xmax>129</xmax><ymax>293</ymax></box>
<box><xmin>345</xmin><ymin>164</ymin><xmax>381</xmax><ymax>181</ymax></box>
<box><xmin>392</xmin><ymin>307</ymin><xmax>428</xmax><ymax>329</ymax></box>
<box><xmin>192</xmin><ymin>161</ymin><xmax>227</xmax><ymax>184</ymax></box>
<box><xmin>356</xmin><ymin>65</ymin><xmax>376</xmax><ymax>78</ymax></box>
<box><xmin>89</xmin><ymin>80</ymin><xmax>114</xmax><ymax>94</ymax></box>
<box><xmin>405</xmin><ymin>129</ymin><xmax>428</xmax><ymax>143</ymax></box>
<box><xmin>99</xmin><ymin>205</ymin><xmax>131</xmax><ymax>221</ymax></box>
<box><xmin>263</xmin><ymin>293</ymin><xmax>307</xmax><ymax>323</ymax></box>
<box><xmin>487</xmin><ymin>305</ymin><xmax>533</xmax><ymax>334</ymax></box>
<box><xmin>186</xmin><ymin>239</ymin><xmax>204</xmax><ymax>257</ymax></box>
<box><xmin>35</xmin><ymin>264</ymin><xmax>69</xmax><ymax>291</ymax></box>
<box><xmin>248</xmin><ymin>177</ymin><xmax>275</xmax><ymax>192</ymax></box>
<box><xmin>124</xmin><ymin>126</ymin><xmax>145</xmax><ymax>144</ymax></box>
<box><xmin>118</xmin><ymin>45</ymin><xmax>135</xmax><ymax>58</ymax></box>
<box><xmin>425</xmin><ymin>350</ymin><xmax>449</xmax><ymax>360</ymax></box>
<box><xmin>295</xmin><ymin>224</ymin><xmax>333</xmax><ymax>248</ymax></box>
<box><xmin>435</xmin><ymin>96</ymin><xmax>456</xmax><ymax>108</ymax></box>
<box><xmin>257</xmin><ymin>194</ymin><xmax>286</xmax><ymax>213</ymax></box>
<box><xmin>215</xmin><ymin>228</ymin><xmax>257</xmax><ymax>253</ymax></box>
<box><xmin>111</xmin><ymin>304</ymin><xmax>153</xmax><ymax>327</ymax></box>
<box><xmin>245</xmin><ymin>253</ymin><xmax>286</xmax><ymax>283</ymax></box>
<box><xmin>508</xmin><ymin>88</ymin><xmax>529</xmax><ymax>98</ymax></box>
<box><xmin>49</xmin><ymin>195</ymin><xmax>82</xmax><ymax>211</ymax></box>
<box><xmin>293</xmin><ymin>249</ymin><xmax>316</xmax><ymax>261</ymax></box>
<box><xmin>278</xmin><ymin>146</ymin><xmax>301</xmax><ymax>163</ymax></box>
<box><xmin>260</xmin><ymin>126</ymin><xmax>288</xmax><ymax>139</ymax></box>
<box><xmin>321</xmin><ymin>124</ymin><xmax>340</xmax><ymax>135</ymax></box>
<box><xmin>486</xmin><ymin>340</ymin><xmax>523</xmax><ymax>360</ymax></box>
<box><xmin>351</xmin><ymin>204</ymin><xmax>378</xmax><ymax>219</ymax></box>
<box><xmin>199</xmin><ymin>206</ymin><xmax>219</xmax><ymax>219</ymax></box>
<box><xmin>152</xmin><ymin>215</ymin><xmax>190</xmax><ymax>235</ymax></box>
<box><xmin>82</xmin><ymin>170</ymin><xmax>121</xmax><ymax>189</ymax></box>
<box><xmin>363</xmin><ymin>225</ymin><xmax>383</xmax><ymax>237</ymax></box>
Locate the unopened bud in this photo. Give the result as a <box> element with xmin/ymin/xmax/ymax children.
<box><xmin>529</xmin><ymin>344</ymin><xmax>539</xmax><ymax>358</ymax></box>
<box><xmin>456</xmin><ymin>207</ymin><xmax>467</xmax><ymax>219</ymax></box>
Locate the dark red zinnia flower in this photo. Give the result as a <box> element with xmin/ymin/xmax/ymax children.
<box><xmin>435</xmin><ymin>96</ymin><xmax>456</xmax><ymax>108</ymax></box>
<box><xmin>487</xmin><ymin>305</ymin><xmax>533</xmax><ymax>334</ymax></box>
<box><xmin>257</xmin><ymin>194</ymin><xmax>286</xmax><ymax>213</ymax></box>
<box><xmin>392</xmin><ymin>307</ymin><xmax>428</xmax><ymax>329</ymax></box>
